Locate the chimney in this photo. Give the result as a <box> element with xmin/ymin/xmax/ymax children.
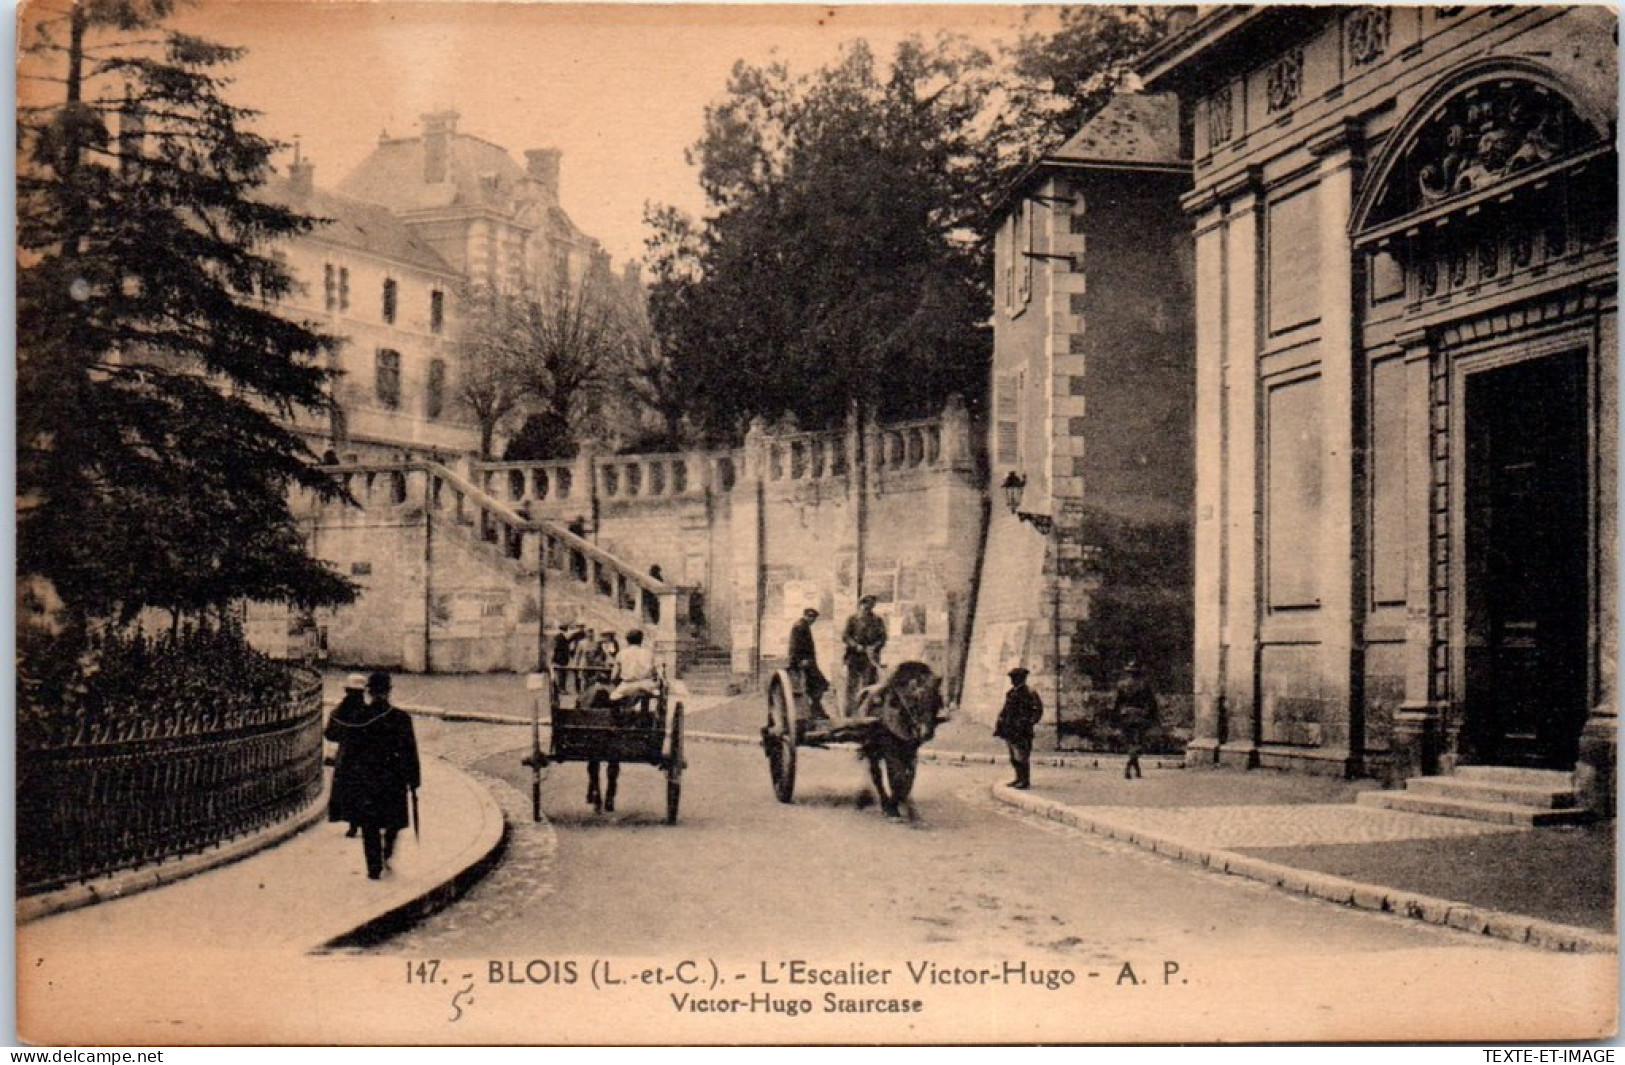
<box><xmin>288</xmin><ymin>138</ymin><xmax>314</xmax><ymax>195</ymax></box>
<box><xmin>422</xmin><ymin>110</ymin><xmax>459</xmax><ymax>184</ymax></box>
<box><xmin>525</xmin><ymin>148</ymin><xmax>562</xmax><ymax>201</ymax></box>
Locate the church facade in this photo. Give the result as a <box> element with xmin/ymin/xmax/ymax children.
<box><xmin>1140</xmin><ymin>6</ymin><xmax>1617</xmax><ymax>807</ymax></box>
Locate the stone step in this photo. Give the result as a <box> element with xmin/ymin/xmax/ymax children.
<box><xmin>1356</xmin><ymin>790</ymin><xmax>1593</xmax><ymax>826</ymax></box>
<box><xmin>1403</xmin><ymin>776</ymin><xmax>1580</xmax><ymax>809</ymax></box>
<box><xmin>1453</xmin><ymin>765</ymin><xmax>1576</xmax><ymax>788</ymax></box>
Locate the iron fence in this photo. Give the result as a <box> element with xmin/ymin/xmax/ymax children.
<box><xmin>17</xmin><ymin>669</ymin><xmax>325</xmax><ymax>895</ymax></box>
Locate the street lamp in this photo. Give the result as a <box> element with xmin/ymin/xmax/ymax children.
<box><xmin>1003</xmin><ymin>470</ymin><xmax>1105</xmax><ymax>750</ymax></box>
<box><xmin>1001</xmin><ymin>470</ymin><xmax>1054</xmax><ymax>535</ymax></box>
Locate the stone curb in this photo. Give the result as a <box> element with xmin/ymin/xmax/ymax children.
<box><xmin>397</xmin><ymin>705</ymin><xmax>1181</xmax><ymax>772</ymax></box>
<box><xmin>990</xmin><ymin>783</ymin><xmax>1619</xmax><ymax>955</ymax></box>
<box><xmin>17</xmin><ymin>798</ymin><xmax>330</xmax><ymax>925</ymax></box>
<box><xmin>315</xmin><ymin>764</ymin><xmax>510</xmax><ymax>954</ymax></box>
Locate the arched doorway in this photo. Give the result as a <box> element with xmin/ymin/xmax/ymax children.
<box><xmin>1352</xmin><ymin>67</ymin><xmax>1615</xmax><ymax>772</ymax></box>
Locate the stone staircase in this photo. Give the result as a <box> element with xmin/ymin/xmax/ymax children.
<box><xmin>678</xmin><ymin>644</ymin><xmax>739</xmax><ymax>698</ymax></box>
<box><xmin>1358</xmin><ymin>766</ymin><xmax>1593</xmax><ymax>826</ymax></box>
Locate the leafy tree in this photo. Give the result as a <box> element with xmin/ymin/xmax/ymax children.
<box><xmin>996</xmin><ymin>6</ymin><xmax>1191</xmax><ymax>162</ymax></box>
<box><xmin>17</xmin><ymin>0</ymin><xmax>356</xmax><ymax>623</ymax></box>
<box><xmin>499</xmin><ymin>263</ymin><xmax>637</xmax><ymax>461</ymax></box>
<box><xmin>644</xmin><ymin>38</ymin><xmax>999</xmax><ymax>441</ymax></box>
<box><xmin>451</xmin><ymin>284</ymin><xmax>528</xmax><ymax>461</ymax></box>
<box><xmin>643</xmin><ymin>14</ymin><xmax>1189</xmax><ymax>441</ymax></box>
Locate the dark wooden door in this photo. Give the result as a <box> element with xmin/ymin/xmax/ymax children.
<box><xmin>1463</xmin><ymin>350</ymin><xmax>1589</xmax><ymax>768</ymax></box>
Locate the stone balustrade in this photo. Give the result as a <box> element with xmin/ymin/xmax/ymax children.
<box><xmin>466</xmin><ymin>397</ymin><xmax>971</xmax><ymax>504</ymax></box>
<box><xmin>421</xmin><ymin>461</ymin><xmax>692</xmax><ymax>674</ymax></box>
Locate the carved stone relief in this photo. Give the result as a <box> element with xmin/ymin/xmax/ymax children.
<box><xmin>1266</xmin><ymin>49</ymin><xmax>1304</xmax><ymax>113</ymax></box>
<box><xmin>1347</xmin><ymin>7</ymin><xmax>1391</xmax><ymax>67</ymax></box>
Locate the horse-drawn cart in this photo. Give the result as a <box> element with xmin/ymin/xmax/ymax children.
<box><xmin>524</xmin><ymin>665</ymin><xmax>686</xmax><ymax>824</ymax></box>
<box><xmin>761</xmin><ymin>662</ymin><xmax>944</xmax><ymax>817</ymax></box>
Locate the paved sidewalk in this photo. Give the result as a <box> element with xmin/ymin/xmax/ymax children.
<box><xmin>684</xmin><ymin>691</ymin><xmax>1618</xmax><ymax>953</ymax></box>
<box><xmin>17</xmin><ymin>754</ymin><xmax>506</xmax><ymax>956</ymax></box>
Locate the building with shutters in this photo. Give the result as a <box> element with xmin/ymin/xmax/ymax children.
<box><xmin>964</xmin><ymin>92</ymin><xmax>1196</xmax><ymax>733</ymax></box>
<box><xmin>263</xmin><ymin>151</ymin><xmax>477</xmax><ymax>462</ymax></box>
<box><xmin>1139</xmin><ymin>5</ymin><xmax>1617</xmax><ymax>808</ymax></box>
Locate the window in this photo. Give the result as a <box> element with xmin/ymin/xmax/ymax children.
<box><xmin>1002</xmin><ymin>214</ymin><xmax>1017</xmax><ymax>310</ymax></box>
<box><xmin>375</xmin><ymin>349</ymin><xmax>401</xmax><ymax>408</ymax></box>
<box><xmin>430</xmin><ymin>289</ymin><xmax>445</xmax><ymax>334</ymax></box>
<box><xmin>426</xmin><ymin>358</ymin><xmax>446</xmax><ymax>420</ymax></box>
<box><xmin>382</xmin><ymin>278</ymin><xmax>398</xmax><ymax>324</ymax></box>
<box><xmin>1018</xmin><ymin>204</ymin><xmax>1034</xmax><ymax>305</ymax></box>
<box><xmin>323</xmin><ymin>264</ymin><xmax>336</xmax><ymax>311</ymax></box>
<box><xmin>995</xmin><ymin>372</ymin><xmax>1022</xmax><ymax>465</ymax></box>
<box><xmin>338</xmin><ymin>267</ymin><xmax>350</xmax><ymax>311</ymax></box>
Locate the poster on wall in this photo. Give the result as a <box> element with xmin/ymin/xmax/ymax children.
<box><xmin>14</xmin><ymin>0</ymin><xmax>1619</xmax><ymax>1053</ymax></box>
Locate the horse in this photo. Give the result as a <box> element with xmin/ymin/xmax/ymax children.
<box><xmin>854</xmin><ymin>661</ymin><xmax>945</xmax><ymax>820</ymax></box>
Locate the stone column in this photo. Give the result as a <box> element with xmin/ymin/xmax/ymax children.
<box><xmin>1187</xmin><ymin>190</ymin><xmax>1227</xmax><ymax>765</ymax></box>
<box><xmin>1310</xmin><ymin>123</ymin><xmax>1363</xmax><ymax>776</ymax></box>
<box><xmin>1218</xmin><ymin>168</ymin><xmax>1263</xmax><ymax>769</ymax></box>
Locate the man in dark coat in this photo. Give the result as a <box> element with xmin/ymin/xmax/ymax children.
<box><xmin>841</xmin><ymin>594</ymin><xmax>888</xmax><ymax>717</ymax></box>
<box><xmin>325</xmin><ymin>671</ymin><xmax>421</xmax><ymax>880</ymax></box>
<box><xmin>994</xmin><ymin>666</ymin><xmax>1044</xmax><ymax>790</ymax></box>
<box><xmin>1112</xmin><ymin>660</ymin><xmax>1159</xmax><ymax>780</ymax></box>
<box><xmin>788</xmin><ymin>607</ymin><xmax>829</xmax><ymax>720</ymax></box>
<box><xmin>327</xmin><ymin>673</ymin><xmax>369</xmax><ymax>838</ymax></box>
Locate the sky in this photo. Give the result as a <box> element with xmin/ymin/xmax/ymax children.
<box><xmin>146</xmin><ymin>1</ymin><xmax>1052</xmax><ymax>267</ymax></box>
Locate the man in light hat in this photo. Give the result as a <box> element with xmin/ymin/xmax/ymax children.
<box><xmin>325</xmin><ymin>671</ymin><xmax>421</xmax><ymax>880</ymax></box>
<box><xmin>994</xmin><ymin>666</ymin><xmax>1044</xmax><ymax>789</ymax></box>
<box><xmin>788</xmin><ymin>607</ymin><xmax>830</xmax><ymax>721</ymax></box>
<box><xmin>841</xmin><ymin>594</ymin><xmax>888</xmax><ymax>717</ymax></box>
<box><xmin>327</xmin><ymin>674</ymin><xmax>369</xmax><ymax>837</ymax></box>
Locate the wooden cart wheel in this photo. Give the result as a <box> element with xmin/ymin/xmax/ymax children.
<box><xmin>665</xmin><ymin>704</ymin><xmax>685</xmax><ymax>825</ymax></box>
<box><xmin>766</xmin><ymin>673</ymin><xmax>798</xmax><ymax>803</ymax></box>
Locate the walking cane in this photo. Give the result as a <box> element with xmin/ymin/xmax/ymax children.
<box><xmin>411</xmin><ymin>787</ymin><xmax>420</xmax><ymax>842</ymax></box>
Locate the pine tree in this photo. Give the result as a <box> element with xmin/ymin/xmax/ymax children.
<box><xmin>17</xmin><ymin>0</ymin><xmax>356</xmax><ymax>622</ymax></box>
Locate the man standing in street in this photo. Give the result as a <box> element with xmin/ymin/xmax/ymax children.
<box><xmin>788</xmin><ymin>607</ymin><xmax>829</xmax><ymax>721</ymax></box>
<box><xmin>994</xmin><ymin>666</ymin><xmax>1044</xmax><ymax>790</ymax></box>
<box><xmin>841</xmin><ymin>594</ymin><xmax>887</xmax><ymax>716</ymax></box>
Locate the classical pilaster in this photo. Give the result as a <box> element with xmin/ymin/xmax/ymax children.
<box><xmin>1394</xmin><ymin>326</ymin><xmax>1441</xmax><ymax>781</ymax></box>
<box><xmin>1218</xmin><ymin>169</ymin><xmax>1263</xmax><ymax>768</ymax></box>
<box><xmin>1311</xmin><ymin>125</ymin><xmax>1364</xmax><ymax>775</ymax></box>
<box><xmin>1578</xmin><ymin>295</ymin><xmax>1618</xmax><ymax>814</ymax></box>
<box><xmin>1188</xmin><ymin>199</ymin><xmax>1228</xmax><ymax>765</ymax></box>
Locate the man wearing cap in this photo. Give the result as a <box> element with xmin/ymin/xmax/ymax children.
<box><xmin>994</xmin><ymin>666</ymin><xmax>1044</xmax><ymax>789</ymax></box>
<box><xmin>841</xmin><ymin>594</ymin><xmax>888</xmax><ymax>717</ymax></box>
<box><xmin>1112</xmin><ymin>660</ymin><xmax>1159</xmax><ymax>780</ymax></box>
<box><xmin>788</xmin><ymin>607</ymin><xmax>830</xmax><ymax>721</ymax></box>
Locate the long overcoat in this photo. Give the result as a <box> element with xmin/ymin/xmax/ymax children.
<box><xmin>325</xmin><ymin>698</ymin><xmax>421</xmax><ymax>831</ymax></box>
<box><xmin>326</xmin><ymin>690</ymin><xmax>369</xmax><ymax>825</ymax></box>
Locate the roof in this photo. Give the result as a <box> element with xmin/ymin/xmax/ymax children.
<box><xmin>340</xmin><ymin>132</ymin><xmax>526</xmax><ymax>214</ymax></box>
<box><xmin>259</xmin><ymin>173</ymin><xmax>457</xmax><ymax>276</ymax></box>
<box><xmin>988</xmin><ymin>91</ymin><xmax>1189</xmax><ymax>223</ymax></box>
<box><xmin>1051</xmin><ymin>92</ymin><xmax>1185</xmax><ymax>169</ymax></box>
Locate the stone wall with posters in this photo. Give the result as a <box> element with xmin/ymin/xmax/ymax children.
<box><xmin>293</xmin><ymin>400</ymin><xmax>989</xmax><ymax>701</ymax></box>
<box><xmin>731</xmin><ymin>400</ymin><xmax>985</xmax><ymax>705</ymax></box>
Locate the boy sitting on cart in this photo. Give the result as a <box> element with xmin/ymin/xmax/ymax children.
<box><xmin>610</xmin><ymin>629</ymin><xmax>660</xmax><ymax>707</ymax></box>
